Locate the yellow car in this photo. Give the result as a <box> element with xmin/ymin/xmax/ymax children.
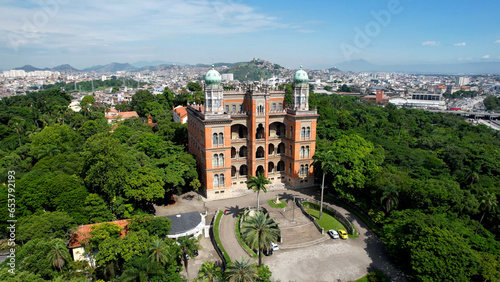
<box><xmin>338</xmin><ymin>229</ymin><xmax>348</xmax><ymax>239</ymax></box>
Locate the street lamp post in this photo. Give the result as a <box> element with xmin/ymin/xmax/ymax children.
<box><xmin>320</xmin><ymin>173</ymin><xmax>325</xmax><ymax>220</ymax></box>
<box><xmin>292</xmin><ymin>195</ymin><xmax>296</xmax><ymax>223</ymax></box>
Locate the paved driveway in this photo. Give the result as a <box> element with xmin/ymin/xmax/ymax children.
<box><xmin>155</xmin><ymin>189</ymin><xmax>406</xmax><ymax>281</ymax></box>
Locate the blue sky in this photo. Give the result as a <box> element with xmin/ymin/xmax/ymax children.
<box><xmin>0</xmin><ymin>0</ymin><xmax>499</xmax><ymax>70</ymax></box>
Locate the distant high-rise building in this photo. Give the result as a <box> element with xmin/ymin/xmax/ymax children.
<box><xmin>187</xmin><ymin>66</ymin><xmax>318</xmax><ymax>199</ymax></box>
<box><xmin>221</xmin><ymin>73</ymin><xmax>234</xmax><ymax>81</ymax></box>
<box><xmin>458</xmin><ymin>77</ymin><xmax>470</xmax><ymax>87</ymax></box>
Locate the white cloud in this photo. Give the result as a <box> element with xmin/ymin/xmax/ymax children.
<box><xmin>0</xmin><ymin>1</ymin><xmax>290</xmax><ymax>52</ymax></box>
<box><xmin>422</xmin><ymin>41</ymin><xmax>439</xmax><ymax>47</ymax></box>
<box><xmin>453</xmin><ymin>42</ymin><xmax>466</xmax><ymax>46</ymax></box>
<box><xmin>482</xmin><ymin>55</ymin><xmax>490</xmax><ymax>59</ymax></box>
<box><xmin>495</xmin><ymin>40</ymin><xmax>500</xmax><ymax>44</ymax></box>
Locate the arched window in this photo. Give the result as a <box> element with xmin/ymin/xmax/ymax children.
<box><xmin>277</xmin><ymin>143</ymin><xmax>285</xmax><ymax>154</ymax></box>
<box><xmin>219</xmin><ymin>133</ymin><xmax>224</xmax><ymax>145</ymax></box>
<box><xmin>225</xmin><ymin>105</ymin><xmax>229</xmax><ymax>113</ymax></box>
<box><xmin>220</xmin><ymin>174</ymin><xmax>225</xmax><ymax>186</ymax></box>
<box><xmin>214</xmin><ymin>174</ymin><xmax>219</xmax><ymax>186</ymax></box>
<box><xmin>268</xmin><ymin>144</ymin><xmax>275</xmax><ymax>155</ymax></box>
<box><xmin>300</xmin><ymin>146</ymin><xmax>304</xmax><ymax>158</ymax></box>
<box><xmin>231</xmin><ymin>147</ymin><xmax>237</xmax><ymax>159</ymax></box>
<box><xmin>213</xmin><ymin>133</ymin><xmax>218</xmax><ymax>146</ymax></box>
<box><xmin>219</xmin><ymin>154</ymin><xmax>224</xmax><ymax>166</ymax></box>
<box><xmin>289</xmin><ymin>145</ymin><xmax>292</xmax><ymax>156</ymax></box>
<box><xmin>256</xmin><ymin>147</ymin><xmax>265</xmax><ymax>158</ymax></box>
<box><xmin>268</xmin><ymin>162</ymin><xmax>275</xmax><ymax>174</ymax></box>
<box><xmin>305</xmin><ymin>164</ymin><xmax>309</xmax><ymax>176</ymax></box>
<box><xmin>289</xmin><ymin>163</ymin><xmax>292</xmax><ymax>175</ymax></box>
<box><xmin>213</xmin><ymin>154</ymin><xmax>218</xmax><ymax>167</ymax></box>
<box><xmin>306</xmin><ymin>127</ymin><xmax>311</xmax><ymax>139</ymax></box>
<box><xmin>240</xmin><ymin>165</ymin><xmax>248</xmax><ymax>176</ymax></box>
<box><xmin>279</xmin><ymin>103</ymin><xmax>282</xmax><ymax>110</ymax></box>
<box><xmin>231</xmin><ymin>166</ymin><xmax>237</xmax><ymax>178</ymax></box>
<box><xmin>300</xmin><ymin>165</ymin><xmax>304</xmax><ymax>176</ymax></box>
<box><xmin>301</xmin><ymin>127</ymin><xmax>305</xmax><ymax>140</ymax></box>
<box><xmin>277</xmin><ymin>161</ymin><xmax>285</xmax><ymax>172</ymax></box>
<box><xmin>256</xmin><ymin>124</ymin><xmax>264</xmax><ymax>139</ymax></box>
<box><xmin>290</xmin><ymin>126</ymin><xmax>293</xmax><ymax>138</ymax></box>
<box><xmin>239</xmin><ymin>146</ymin><xmax>248</xmax><ymax>158</ymax></box>
<box><xmin>306</xmin><ymin>146</ymin><xmax>310</xmax><ymax>158</ymax></box>
<box><xmin>258</xmin><ymin>105</ymin><xmax>264</xmax><ymax>113</ymax></box>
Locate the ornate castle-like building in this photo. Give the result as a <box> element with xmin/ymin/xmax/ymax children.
<box><xmin>187</xmin><ymin>66</ymin><xmax>318</xmax><ymax>199</ymax></box>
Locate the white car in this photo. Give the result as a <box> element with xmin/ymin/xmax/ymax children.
<box><xmin>328</xmin><ymin>230</ymin><xmax>339</xmax><ymax>239</ymax></box>
<box><xmin>270</xmin><ymin>242</ymin><xmax>279</xmax><ymax>251</ymax></box>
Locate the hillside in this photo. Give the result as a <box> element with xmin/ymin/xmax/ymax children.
<box><xmin>221</xmin><ymin>59</ymin><xmax>291</xmax><ymax>81</ymax></box>
<box><xmin>82</xmin><ymin>62</ymin><xmax>137</xmax><ymax>73</ymax></box>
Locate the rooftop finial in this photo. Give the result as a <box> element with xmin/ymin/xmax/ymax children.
<box><xmin>300</xmin><ymin>65</ymin><xmax>303</xmax><ymax>69</ymax></box>
<box><xmin>211</xmin><ymin>64</ymin><xmax>215</xmax><ymax>69</ymax></box>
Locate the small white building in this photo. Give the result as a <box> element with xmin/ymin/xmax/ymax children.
<box><xmin>165</xmin><ymin>211</ymin><xmax>208</xmax><ymax>239</ymax></box>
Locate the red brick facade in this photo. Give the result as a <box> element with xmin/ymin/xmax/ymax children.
<box><xmin>188</xmin><ymin>73</ymin><xmax>318</xmax><ymax>199</ymax></box>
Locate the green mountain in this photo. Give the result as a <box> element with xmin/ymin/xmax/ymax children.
<box><xmin>221</xmin><ymin>59</ymin><xmax>289</xmax><ymax>81</ymax></box>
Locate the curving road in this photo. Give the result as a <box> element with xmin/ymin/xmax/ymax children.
<box><xmin>156</xmin><ymin>188</ymin><xmax>407</xmax><ymax>281</ymax></box>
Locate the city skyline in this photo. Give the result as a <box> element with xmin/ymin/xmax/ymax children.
<box><xmin>1</xmin><ymin>0</ymin><xmax>499</xmax><ymax>70</ymax></box>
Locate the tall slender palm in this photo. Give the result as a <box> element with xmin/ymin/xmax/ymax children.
<box><xmin>225</xmin><ymin>258</ymin><xmax>258</xmax><ymax>282</ymax></box>
<box><xmin>8</xmin><ymin>117</ymin><xmax>25</xmax><ymax>147</ymax></box>
<box><xmin>312</xmin><ymin>150</ymin><xmax>337</xmax><ymax>220</ymax></box>
<box><xmin>148</xmin><ymin>238</ymin><xmax>171</xmax><ymax>266</ymax></box>
<box><xmin>241</xmin><ymin>211</ymin><xmax>280</xmax><ymax>267</ymax></box>
<box><xmin>46</xmin><ymin>239</ymin><xmax>72</xmax><ymax>273</ymax></box>
<box><xmin>177</xmin><ymin>235</ymin><xmax>201</xmax><ymax>278</ymax></box>
<box><xmin>247</xmin><ymin>173</ymin><xmax>271</xmax><ymax>211</ymax></box>
<box><xmin>380</xmin><ymin>182</ymin><xmax>399</xmax><ymax>213</ymax></box>
<box><xmin>198</xmin><ymin>261</ymin><xmax>222</xmax><ymax>282</ymax></box>
<box><xmin>479</xmin><ymin>192</ymin><xmax>498</xmax><ymax>225</ymax></box>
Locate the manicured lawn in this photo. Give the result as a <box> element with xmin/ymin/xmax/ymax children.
<box><xmin>324</xmin><ymin>194</ymin><xmax>380</xmax><ymax>237</ymax></box>
<box><xmin>305</xmin><ymin>208</ymin><xmax>346</xmax><ymax>231</ymax></box>
<box><xmin>267</xmin><ymin>199</ymin><xmax>288</xmax><ymax>209</ymax></box>
<box><xmin>354</xmin><ymin>276</ymin><xmax>368</xmax><ymax>282</ymax></box>
<box><xmin>214</xmin><ymin>210</ymin><xmax>231</xmax><ymax>263</ymax></box>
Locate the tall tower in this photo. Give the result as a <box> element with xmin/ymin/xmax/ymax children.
<box><xmin>204</xmin><ymin>65</ymin><xmax>224</xmax><ymax>114</ymax></box>
<box><xmin>292</xmin><ymin>66</ymin><xmax>309</xmax><ymax>110</ymax></box>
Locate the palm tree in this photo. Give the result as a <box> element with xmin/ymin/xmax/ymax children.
<box><xmin>312</xmin><ymin>150</ymin><xmax>337</xmax><ymax>220</ymax></box>
<box><xmin>120</xmin><ymin>255</ymin><xmax>165</xmax><ymax>282</ymax></box>
<box><xmin>177</xmin><ymin>235</ymin><xmax>201</xmax><ymax>278</ymax></box>
<box><xmin>247</xmin><ymin>173</ymin><xmax>271</xmax><ymax>211</ymax></box>
<box><xmin>380</xmin><ymin>182</ymin><xmax>399</xmax><ymax>213</ymax></box>
<box><xmin>479</xmin><ymin>192</ymin><xmax>498</xmax><ymax>225</ymax></box>
<box><xmin>8</xmin><ymin>117</ymin><xmax>25</xmax><ymax>147</ymax></box>
<box><xmin>241</xmin><ymin>211</ymin><xmax>280</xmax><ymax>267</ymax></box>
<box><xmin>198</xmin><ymin>261</ymin><xmax>222</xmax><ymax>282</ymax></box>
<box><xmin>148</xmin><ymin>238</ymin><xmax>171</xmax><ymax>266</ymax></box>
<box><xmin>46</xmin><ymin>239</ymin><xmax>72</xmax><ymax>273</ymax></box>
<box><xmin>225</xmin><ymin>258</ymin><xmax>258</xmax><ymax>282</ymax></box>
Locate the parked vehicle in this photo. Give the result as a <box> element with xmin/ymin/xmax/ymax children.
<box><xmin>328</xmin><ymin>229</ymin><xmax>339</xmax><ymax>239</ymax></box>
<box><xmin>270</xmin><ymin>242</ymin><xmax>279</xmax><ymax>251</ymax></box>
<box><xmin>338</xmin><ymin>229</ymin><xmax>348</xmax><ymax>239</ymax></box>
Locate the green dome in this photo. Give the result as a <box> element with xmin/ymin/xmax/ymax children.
<box><xmin>293</xmin><ymin>65</ymin><xmax>309</xmax><ymax>85</ymax></box>
<box><xmin>205</xmin><ymin>65</ymin><xmax>221</xmax><ymax>86</ymax></box>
